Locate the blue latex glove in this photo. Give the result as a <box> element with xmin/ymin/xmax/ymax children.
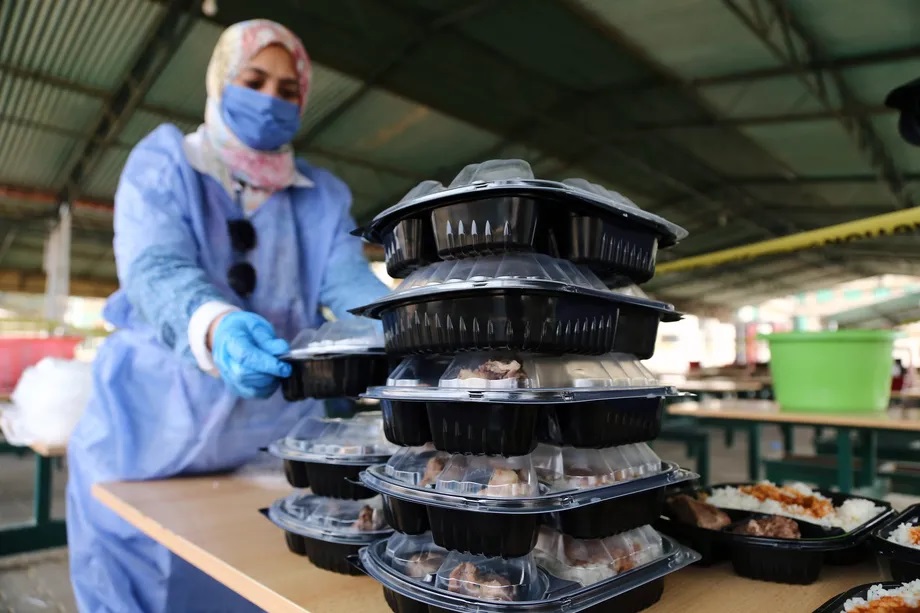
<box><xmin>212</xmin><ymin>311</ymin><xmax>292</xmax><ymax>398</ymax></box>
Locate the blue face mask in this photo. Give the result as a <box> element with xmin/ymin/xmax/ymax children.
<box><xmin>221</xmin><ymin>84</ymin><xmax>301</xmax><ymax>151</ymax></box>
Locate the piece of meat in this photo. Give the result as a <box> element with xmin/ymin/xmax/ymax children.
<box><xmin>562</xmin><ymin>467</ymin><xmax>614</xmax><ymax>488</ymax></box>
<box><xmin>734</xmin><ymin>515</ymin><xmax>801</xmax><ymax>539</ymax></box>
<box><xmin>483</xmin><ymin>468</ymin><xmax>530</xmax><ymax>496</ymax></box>
<box><xmin>667</xmin><ymin>495</ymin><xmax>731</xmax><ymax>530</ymax></box>
<box><xmin>352</xmin><ymin>506</ymin><xmax>380</xmax><ymax>531</ymax></box>
<box><xmin>846</xmin><ymin>595</ymin><xmax>917</xmax><ymax>613</ymax></box>
<box><xmin>457</xmin><ymin>360</ymin><xmax>527</xmax><ymax>381</ymax></box>
<box><xmin>419</xmin><ymin>456</ymin><xmax>446</xmax><ymax>487</ymax></box>
<box><xmin>447</xmin><ymin>562</ymin><xmax>514</xmax><ymax>601</ymax></box>
<box><xmin>405</xmin><ymin>551</ymin><xmax>444</xmax><ymax>578</ymax></box>
<box><xmin>563</xmin><ymin>537</ymin><xmax>609</xmax><ymax>567</ymax></box>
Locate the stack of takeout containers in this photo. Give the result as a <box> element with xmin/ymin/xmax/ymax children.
<box><xmin>267</xmin><ymin>321</ymin><xmax>396</xmax><ymax>574</ymax></box>
<box><xmin>348</xmin><ymin>160</ymin><xmax>701</xmax><ymax>612</ymax></box>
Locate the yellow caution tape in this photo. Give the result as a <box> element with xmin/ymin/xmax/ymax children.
<box><xmin>657</xmin><ymin>207</ymin><xmax>920</xmax><ymax>274</ymax></box>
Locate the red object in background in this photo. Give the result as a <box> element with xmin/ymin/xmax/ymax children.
<box><xmin>892</xmin><ymin>375</ymin><xmax>905</xmax><ymax>392</ymax></box>
<box><xmin>689</xmin><ymin>361</ymin><xmax>701</xmax><ymax>371</ymax></box>
<box><xmin>0</xmin><ymin>337</ymin><xmax>83</xmax><ymax>394</ymax></box>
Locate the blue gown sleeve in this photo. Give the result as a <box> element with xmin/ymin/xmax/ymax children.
<box><xmin>113</xmin><ymin>125</ymin><xmax>227</xmax><ymax>359</ymax></box>
<box><xmin>317</xmin><ymin>181</ymin><xmax>390</xmax><ymax>320</ymax></box>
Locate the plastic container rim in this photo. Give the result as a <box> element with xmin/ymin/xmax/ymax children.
<box><xmin>267</xmin><ymin>439</ymin><xmax>393</xmax><ymax>466</ymax></box>
<box><xmin>359</xmin><ymin>462</ymin><xmax>696</xmax><ymax>514</ymax></box>
<box><xmin>266</xmin><ymin>497</ymin><xmax>393</xmax><ymax>545</ymax></box>
<box><xmin>357</xmin><ymin>533</ymin><xmax>699</xmax><ymax>613</ymax></box>
<box><xmin>358</xmin><ymin>179</ymin><xmax>687</xmax><ymax>246</ymax></box>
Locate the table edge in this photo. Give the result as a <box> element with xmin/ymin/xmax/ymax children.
<box><xmin>92</xmin><ymin>482</ymin><xmax>310</xmax><ymax>613</ymax></box>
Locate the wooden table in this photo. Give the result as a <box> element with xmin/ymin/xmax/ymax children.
<box><xmin>669</xmin><ymin>399</ymin><xmax>920</xmax><ymax>492</ymax></box>
<box><xmin>93</xmin><ymin>475</ymin><xmax>883</xmax><ymax>613</ymax></box>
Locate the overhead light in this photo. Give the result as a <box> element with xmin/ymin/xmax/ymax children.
<box><xmin>202</xmin><ymin>0</ymin><xmax>218</xmax><ymax>16</ymax></box>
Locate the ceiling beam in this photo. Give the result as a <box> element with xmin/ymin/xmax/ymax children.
<box><xmin>722</xmin><ymin>0</ymin><xmax>912</xmax><ymax>211</ymax></box>
<box><xmin>556</xmin><ymin>0</ymin><xmax>878</xmax><ymax>283</ymax></box>
<box><xmin>693</xmin><ymin>43</ymin><xmax>920</xmax><ymax>88</ymax></box>
<box><xmin>624</xmin><ymin>104</ymin><xmax>892</xmax><ymax>132</ymax></box>
<box><xmin>293</xmin><ymin>0</ymin><xmax>498</xmax><ymax>150</ymax></box>
<box><xmin>0</xmin><ymin>268</ymin><xmax>117</xmax><ymax>298</ymax></box>
<box><xmin>55</xmin><ymin>0</ymin><xmax>198</xmax><ymax>203</ymax></box>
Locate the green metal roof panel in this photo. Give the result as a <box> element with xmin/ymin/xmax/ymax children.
<box><xmin>0</xmin><ymin>0</ymin><xmax>164</xmax><ymax>90</ymax></box>
<box><xmin>842</xmin><ymin>60</ymin><xmax>920</xmax><ymax>107</ymax></box>
<box><xmin>310</xmin><ymin>89</ymin><xmax>502</xmax><ymax>177</ymax></box>
<box><xmin>740</xmin><ymin>121</ymin><xmax>873</xmax><ymax>176</ymax></box>
<box><xmin>571</xmin><ymin>0</ymin><xmax>781</xmax><ymax>78</ymax></box>
<box><xmin>0</xmin><ymin>125</ymin><xmax>75</xmax><ymax>188</ymax></box>
<box><xmin>80</xmin><ymin>148</ymin><xmax>130</xmax><ymax>200</ymax></box>
<box><xmin>145</xmin><ymin>19</ymin><xmax>220</xmax><ymax>116</ymax></box>
<box><xmin>296</xmin><ymin>65</ymin><xmax>365</xmax><ymax>137</ymax></box>
<box><xmin>697</xmin><ymin>76</ymin><xmax>837</xmax><ymax>118</ymax></box>
<box><xmin>119</xmin><ymin>110</ymin><xmax>198</xmax><ymax>149</ymax></box>
<box><xmin>456</xmin><ymin>1</ymin><xmax>650</xmax><ymax>90</ymax></box>
<box><xmin>786</xmin><ymin>0</ymin><xmax>920</xmax><ymax>56</ymax></box>
<box><xmin>0</xmin><ymin>73</ymin><xmax>103</xmax><ymax>135</ymax></box>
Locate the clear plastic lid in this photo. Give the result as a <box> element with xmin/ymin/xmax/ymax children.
<box><xmin>533</xmin><ymin>526</ymin><xmax>665</xmax><ymax>586</ymax></box>
<box><xmin>360</xmin><ymin>532</ymin><xmax>700</xmax><ymax>613</ymax></box>
<box><xmin>267</xmin><ymin>492</ymin><xmax>391</xmax><ymax>544</ymax></box>
<box><xmin>368</xmin><ymin>353</ymin><xmax>671</xmax><ymax>403</ymax></box>
<box><xmin>385</xmin><ymin>532</ymin><xmax>450</xmax><ymax>580</ymax></box>
<box><xmin>287</xmin><ymin>320</ymin><xmax>384</xmax><ymax>357</ymax></box>
<box><xmin>378</xmin><ymin>443</ymin><xmax>666</xmax><ymax>503</ymax></box>
<box><xmin>384</xmin><ymin>445</ymin><xmax>451</xmax><ymax>488</ymax></box>
<box><xmin>376</xmin><ymin>159</ymin><xmax>687</xmax><ymax>244</ymax></box>
<box><xmin>435</xmin><ymin>551</ymin><xmax>547</xmax><ymax>602</ymax></box>
<box><xmin>269</xmin><ymin>412</ymin><xmax>397</xmax><ymax>464</ymax></box>
<box><xmin>434</xmin><ymin>455</ymin><xmax>540</xmax><ymax>498</ymax></box>
<box><xmin>390</xmin><ymin>253</ymin><xmax>609</xmax><ymax>295</ymax></box>
<box><xmin>532</xmin><ymin>444</ymin><xmax>663</xmax><ymax>492</ymax></box>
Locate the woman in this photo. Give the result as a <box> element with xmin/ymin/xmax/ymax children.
<box><xmin>66</xmin><ymin>20</ymin><xmax>389</xmax><ymax>612</ymax></box>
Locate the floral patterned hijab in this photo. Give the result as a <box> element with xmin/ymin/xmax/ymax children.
<box><xmin>185</xmin><ymin>20</ymin><xmax>313</xmax><ymax>208</ymax></box>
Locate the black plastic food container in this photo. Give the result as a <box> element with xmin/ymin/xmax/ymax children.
<box><xmin>872</xmin><ymin>503</ymin><xmax>920</xmax><ymax>582</ymax></box>
<box><xmin>426</xmin><ymin>506</ymin><xmax>540</xmax><ymax>558</ymax></box>
<box><xmin>285</xmin><ymin>460</ymin><xmax>377</xmax><ymax>500</ymax></box>
<box><xmin>426</xmin><ymin>401</ymin><xmax>540</xmax><ymax>456</ymax></box>
<box><xmin>281</xmin><ymin>353</ymin><xmax>389</xmax><ymax>401</ymax></box>
<box><xmin>548</xmin><ymin>487</ymin><xmax>666</xmax><ymax>541</ymax></box>
<box><xmin>376</xmin><ymin>290</ymin><xmax>622</xmax><ymax>356</ymax></box>
<box><xmin>283</xmin><ymin>530</ymin><xmax>364</xmax><ymax>575</ymax></box>
<box><xmin>359</xmin><ymin>531</ymin><xmax>699</xmax><ymax>613</ymax></box>
<box><xmin>355</xmin><ymin>162</ymin><xmax>687</xmax><ymax>285</ymax></box>
<box><xmin>383</xmin><ymin>496</ymin><xmax>430</xmax><ymax>535</ymax></box>
<box><xmin>813</xmin><ymin>582</ymin><xmax>902</xmax><ymax>613</ymax></box>
<box><xmin>658</xmin><ymin>484</ymin><xmax>894</xmax><ymax>584</ymax></box>
<box><xmin>538</xmin><ymin>397</ymin><xmax>665</xmax><ymax>448</ymax></box>
<box><xmin>381</xmin><ymin>400</ymin><xmax>433</xmax><ymax>447</ymax></box>
<box><xmin>362</xmin><ymin>461</ymin><xmax>695</xmax><ymax>558</ymax></box>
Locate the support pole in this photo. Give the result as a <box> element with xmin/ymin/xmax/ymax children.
<box><xmin>43</xmin><ymin>205</ymin><xmax>72</xmax><ymax>322</ymax></box>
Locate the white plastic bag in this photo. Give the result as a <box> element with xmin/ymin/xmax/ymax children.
<box><xmin>1</xmin><ymin>357</ymin><xmax>92</xmax><ymax>446</ymax></box>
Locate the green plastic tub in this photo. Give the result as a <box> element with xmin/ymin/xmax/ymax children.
<box><xmin>761</xmin><ymin>330</ymin><xmax>896</xmax><ymax>413</ymax></box>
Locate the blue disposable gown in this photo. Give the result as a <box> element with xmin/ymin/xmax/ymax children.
<box><xmin>66</xmin><ymin>124</ymin><xmax>389</xmax><ymax>612</ymax></box>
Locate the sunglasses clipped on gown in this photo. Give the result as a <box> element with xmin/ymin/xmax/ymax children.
<box><xmin>227</xmin><ymin>219</ymin><xmax>257</xmax><ymax>297</ymax></box>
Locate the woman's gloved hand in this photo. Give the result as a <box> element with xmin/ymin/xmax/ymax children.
<box><xmin>209</xmin><ymin>311</ymin><xmax>291</xmax><ymax>398</ymax></box>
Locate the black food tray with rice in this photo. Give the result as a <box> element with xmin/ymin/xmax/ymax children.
<box><xmin>812</xmin><ymin>582</ymin><xmax>914</xmax><ymax>612</ymax></box>
<box><xmin>656</xmin><ymin>482</ymin><xmax>894</xmax><ymax>585</ymax></box>
<box><xmin>871</xmin><ymin>503</ymin><xmax>920</xmax><ymax>582</ymax></box>
<box><xmin>354</xmin><ymin>159</ymin><xmax>687</xmax><ymax>285</ymax></box>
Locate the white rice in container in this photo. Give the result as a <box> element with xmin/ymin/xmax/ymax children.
<box><xmin>888</xmin><ymin>522</ymin><xmax>920</xmax><ymax>550</ymax></box>
<box><xmin>705</xmin><ymin>481</ymin><xmax>885</xmax><ymax>531</ymax></box>
<box><xmin>842</xmin><ymin>580</ymin><xmax>920</xmax><ymax>611</ymax></box>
